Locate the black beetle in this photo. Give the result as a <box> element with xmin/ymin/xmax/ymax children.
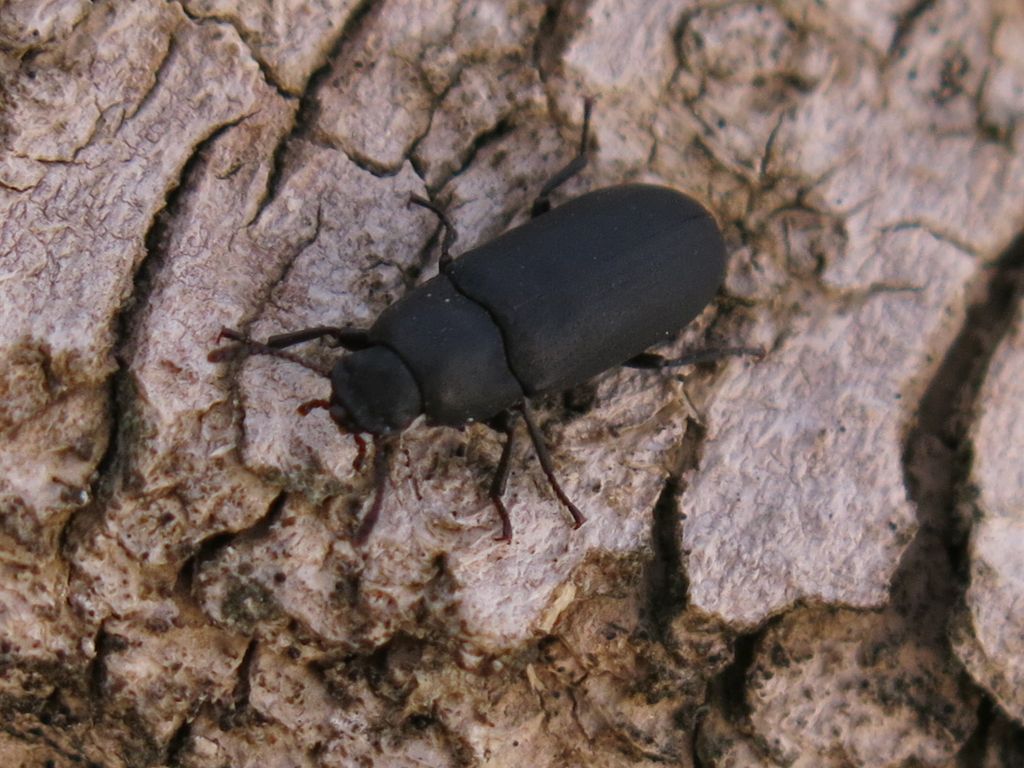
<box><xmin>210</xmin><ymin>102</ymin><xmax>760</xmax><ymax>543</ymax></box>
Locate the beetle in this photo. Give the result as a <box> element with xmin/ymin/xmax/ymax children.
<box><xmin>210</xmin><ymin>101</ymin><xmax>761</xmax><ymax>544</ymax></box>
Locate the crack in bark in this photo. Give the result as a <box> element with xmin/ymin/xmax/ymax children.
<box><xmin>964</xmin><ymin>705</ymin><xmax>1024</xmax><ymax>766</ymax></box>
<box><xmin>758</xmin><ymin>109</ymin><xmax>788</xmax><ymax>182</ymax></box>
<box><xmin>902</xmin><ymin>226</ymin><xmax>1024</xmax><ymax>544</ymax></box>
<box><xmin>956</xmin><ymin>697</ymin><xmax>995</xmax><ymax>766</ymax></box>
<box><xmin>0</xmin><ymin>720</ymin><xmax>103</xmax><ymax>768</ymax></box>
<box><xmin>221</xmin><ymin>638</ymin><xmax>259</xmax><ymax>727</ymax></box>
<box><xmin>163</xmin><ymin>715</ymin><xmax>193</xmax><ymax>766</ymax></box>
<box><xmin>242</xmin><ymin>112</ymin><xmax>294</xmax><ymax>228</ymax></box>
<box><xmin>531</xmin><ymin>0</ymin><xmax>607</xmax><ymax>145</ymax></box>
<box><xmin>406</xmin><ymin>11</ymin><xmax>472</xmax><ymax>149</ymax></box>
<box><xmin>407</xmin><ymin>61</ymin><xmax>491</xmax><ymax>190</ymax></box>
<box><xmin>691</xmin><ymin>615</ymin><xmax>787</xmax><ymax>767</ymax></box>
<box><xmin>714</xmin><ymin>629</ymin><xmax>759</xmax><ymax>725</ymax></box>
<box><xmin>531</xmin><ymin>0</ymin><xmax>589</xmax><ymax>89</ymax></box>
<box><xmin>437</xmin><ymin>115</ymin><xmax>515</xmax><ymax>192</ymax></box>
<box><xmin>898</xmin><ymin>225</ymin><xmax>1024</xmax><ymax>747</ymax></box>
<box><xmin>652</xmin><ymin>400</ymin><xmax>765</xmax><ymax>763</ymax></box>
<box><xmin>248</xmin><ymin>0</ymin><xmax>379</xmax><ymax>224</ymax></box>
<box><xmin>57</xmin><ymin>113</ymin><xmax>248</xmax><ymax>566</ymax></box>
<box><xmin>176</xmin><ymin>492</ymin><xmax>288</xmax><ymax>598</ymax></box>
<box><xmin>823</xmin><ymin>281</ymin><xmax>927</xmax><ymax>312</ymax></box>
<box><xmin>879</xmin><ymin>220</ymin><xmax>981</xmax><ymax>259</ymax></box>
<box><xmin>223</xmin><ymin>201</ymin><xmax>324</xmax><ymax>381</ymax></box>
<box><xmin>86</xmin><ymin>622</ymin><xmax>114</xmax><ymax>702</ymax></box>
<box><xmin>888</xmin><ymin>0</ymin><xmax>939</xmax><ymax>59</ymax></box>
<box><xmin>342</xmin><ymin>146</ymin><xmax>420</xmax><ymax>179</ymax></box>
<box><xmin>646</xmin><ymin>422</ymin><xmax>703</xmax><ymax>642</ymax></box>
<box><xmin>123</xmin><ymin>26</ymin><xmax>177</xmax><ymax>126</ymax></box>
<box><xmin>178</xmin><ymin>6</ymin><xmax>292</xmax><ymax>97</ymax></box>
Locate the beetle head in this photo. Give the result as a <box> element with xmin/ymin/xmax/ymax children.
<box><xmin>329</xmin><ymin>346</ymin><xmax>421</xmax><ymax>435</ymax></box>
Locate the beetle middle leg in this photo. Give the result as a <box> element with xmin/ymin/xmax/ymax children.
<box><xmin>519</xmin><ymin>401</ymin><xmax>586</xmax><ymax>530</ymax></box>
<box><xmin>624</xmin><ymin>346</ymin><xmax>765</xmax><ymax>370</ymax></box>
<box><xmin>353</xmin><ymin>436</ymin><xmax>394</xmax><ymax>545</ymax></box>
<box><xmin>486</xmin><ymin>410</ymin><xmax>520</xmax><ymax>543</ymax></box>
<box><xmin>531</xmin><ymin>97</ymin><xmax>593</xmax><ymax>218</ymax></box>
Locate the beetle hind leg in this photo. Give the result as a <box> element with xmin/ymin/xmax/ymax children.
<box><xmin>624</xmin><ymin>346</ymin><xmax>765</xmax><ymax>370</ymax></box>
<box><xmin>519</xmin><ymin>401</ymin><xmax>586</xmax><ymax>530</ymax></box>
<box><xmin>531</xmin><ymin>97</ymin><xmax>593</xmax><ymax>218</ymax></box>
<box><xmin>409</xmin><ymin>194</ymin><xmax>459</xmax><ymax>273</ymax></box>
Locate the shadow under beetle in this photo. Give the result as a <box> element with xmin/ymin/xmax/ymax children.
<box><xmin>209</xmin><ymin>101</ymin><xmax>761</xmax><ymax>544</ymax></box>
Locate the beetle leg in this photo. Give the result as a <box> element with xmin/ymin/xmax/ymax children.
<box><xmin>297</xmin><ymin>398</ymin><xmax>331</xmax><ymax>416</ymax></box>
<box><xmin>518</xmin><ymin>401</ymin><xmax>586</xmax><ymax>530</ymax></box>
<box><xmin>531</xmin><ymin>97</ymin><xmax>593</xmax><ymax>218</ymax></box>
<box><xmin>266</xmin><ymin>326</ymin><xmax>371</xmax><ymax>351</ymax></box>
<box><xmin>409</xmin><ymin>194</ymin><xmax>459</xmax><ymax>273</ymax></box>
<box><xmin>353</xmin><ymin>436</ymin><xmax>393</xmax><ymax>545</ymax></box>
<box><xmin>624</xmin><ymin>346</ymin><xmax>765</xmax><ymax>369</ymax></box>
<box><xmin>487</xmin><ymin>411</ymin><xmax>520</xmax><ymax>543</ymax></box>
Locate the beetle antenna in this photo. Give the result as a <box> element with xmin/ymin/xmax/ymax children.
<box><xmin>209</xmin><ymin>327</ymin><xmax>332</xmax><ymax>378</ymax></box>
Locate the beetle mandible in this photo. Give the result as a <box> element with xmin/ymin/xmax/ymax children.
<box><xmin>210</xmin><ymin>101</ymin><xmax>761</xmax><ymax>544</ymax></box>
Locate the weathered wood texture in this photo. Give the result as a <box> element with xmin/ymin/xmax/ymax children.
<box><xmin>2</xmin><ymin>0</ymin><xmax>1024</xmax><ymax>766</ymax></box>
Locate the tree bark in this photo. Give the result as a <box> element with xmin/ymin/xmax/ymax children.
<box><xmin>2</xmin><ymin>0</ymin><xmax>1024</xmax><ymax>766</ymax></box>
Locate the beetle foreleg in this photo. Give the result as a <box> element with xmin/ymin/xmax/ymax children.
<box><xmin>353</xmin><ymin>437</ymin><xmax>393</xmax><ymax>545</ymax></box>
<box><xmin>352</xmin><ymin>433</ymin><xmax>369</xmax><ymax>472</ymax></box>
<box><xmin>519</xmin><ymin>402</ymin><xmax>586</xmax><ymax>530</ymax></box>
<box><xmin>487</xmin><ymin>411</ymin><xmax>520</xmax><ymax>543</ymax></box>
<box><xmin>531</xmin><ymin>97</ymin><xmax>593</xmax><ymax>218</ymax></box>
<box><xmin>297</xmin><ymin>398</ymin><xmax>331</xmax><ymax>416</ymax></box>
<box><xmin>624</xmin><ymin>346</ymin><xmax>764</xmax><ymax>369</ymax></box>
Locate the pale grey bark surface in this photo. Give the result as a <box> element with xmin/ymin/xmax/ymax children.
<box><xmin>1</xmin><ymin>1</ymin><xmax>1024</xmax><ymax>766</ymax></box>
